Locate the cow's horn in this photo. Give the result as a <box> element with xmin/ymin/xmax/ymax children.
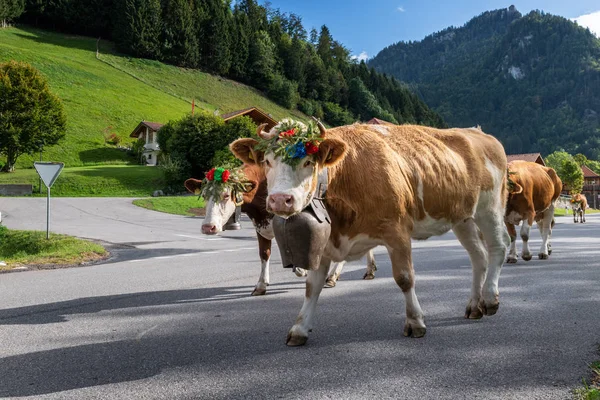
<box><xmin>312</xmin><ymin>117</ymin><xmax>327</xmax><ymax>137</ymax></box>
<box><xmin>255</xmin><ymin>123</ymin><xmax>269</xmax><ymax>138</ymax></box>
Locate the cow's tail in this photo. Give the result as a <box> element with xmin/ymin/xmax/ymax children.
<box><xmin>546</xmin><ymin>168</ymin><xmax>563</xmax><ymax>201</ymax></box>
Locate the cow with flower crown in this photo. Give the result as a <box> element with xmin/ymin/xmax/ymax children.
<box><xmin>230</xmin><ymin>118</ymin><xmax>510</xmax><ymax>346</ymax></box>
<box><xmin>184</xmin><ymin>155</ymin><xmax>377</xmax><ymax>297</ymax></box>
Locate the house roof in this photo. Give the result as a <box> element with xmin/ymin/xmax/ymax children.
<box><xmin>129</xmin><ymin>121</ymin><xmax>164</xmax><ymax>138</ymax></box>
<box><xmin>220</xmin><ymin>107</ymin><xmax>278</xmax><ymax>130</ymax></box>
<box><xmin>506</xmin><ymin>153</ymin><xmax>546</xmax><ymax>166</ymax></box>
<box><xmin>581</xmin><ymin>165</ymin><xmax>600</xmax><ymax>178</ymax></box>
<box><xmin>366</xmin><ymin>117</ymin><xmax>396</xmax><ymax>126</ymax></box>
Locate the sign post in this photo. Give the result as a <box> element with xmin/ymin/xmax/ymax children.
<box><xmin>33</xmin><ymin>162</ymin><xmax>64</xmax><ymax>239</ymax></box>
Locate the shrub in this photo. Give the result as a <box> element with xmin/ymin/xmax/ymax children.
<box><xmin>268</xmin><ymin>74</ymin><xmax>299</xmax><ymax>109</ymax></box>
<box><xmin>129</xmin><ymin>139</ymin><xmax>145</xmax><ymax>164</ymax></box>
<box><xmin>159</xmin><ymin>155</ymin><xmax>186</xmax><ymax>194</ymax></box>
<box><xmin>323</xmin><ymin>102</ymin><xmax>354</xmax><ymax>126</ymax></box>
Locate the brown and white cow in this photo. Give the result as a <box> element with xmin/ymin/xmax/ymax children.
<box><xmin>231</xmin><ymin>121</ymin><xmax>510</xmax><ymax>346</ymax></box>
<box><xmin>504</xmin><ymin>161</ymin><xmax>562</xmax><ymax>263</ymax></box>
<box><xmin>570</xmin><ymin>193</ymin><xmax>587</xmax><ymax>223</ymax></box>
<box><xmin>184</xmin><ymin>164</ymin><xmax>377</xmax><ymax>296</ymax></box>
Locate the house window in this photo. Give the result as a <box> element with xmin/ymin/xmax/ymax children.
<box><xmin>148</xmin><ymin>131</ymin><xmax>154</xmax><ymax>143</ymax></box>
<box><xmin>148</xmin><ymin>154</ymin><xmax>152</xmax><ymax>160</ymax></box>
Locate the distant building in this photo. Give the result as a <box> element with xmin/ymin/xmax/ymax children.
<box><xmin>366</xmin><ymin>117</ymin><xmax>396</xmax><ymax>126</ymax></box>
<box><xmin>582</xmin><ymin>165</ymin><xmax>600</xmax><ymax>186</ymax></box>
<box><xmin>220</xmin><ymin>107</ymin><xmax>278</xmax><ymax>131</ymax></box>
<box><xmin>129</xmin><ymin>121</ymin><xmax>163</xmax><ymax>166</ymax></box>
<box><xmin>506</xmin><ymin>153</ymin><xmax>546</xmax><ymax>166</ymax></box>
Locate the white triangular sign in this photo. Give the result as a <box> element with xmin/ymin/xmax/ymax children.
<box><xmin>34</xmin><ymin>162</ymin><xmax>64</xmax><ymax>188</ymax></box>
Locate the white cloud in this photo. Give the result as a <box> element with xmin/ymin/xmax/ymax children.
<box><xmin>351</xmin><ymin>51</ymin><xmax>369</xmax><ymax>62</ymax></box>
<box><xmin>397</xmin><ymin>6</ymin><xmax>405</xmax><ymax>12</ymax></box>
<box><xmin>572</xmin><ymin>10</ymin><xmax>600</xmax><ymax>37</ymax></box>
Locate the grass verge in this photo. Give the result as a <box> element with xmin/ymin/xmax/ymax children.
<box><xmin>574</xmin><ymin>359</ymin><xmax>600</xmax><ymax>400</ymax></box>
<box><xmin>133</xmin><ymin>196</ymin><xmax>205</xmax><ymax>216</ymax></box>
<box><xmin>0</xmin><ymin>226</ymin><xmax>107</xmax><ymax>271</ymax></box>
<box><xmin>0</xmin><ymin>165</ymin><xmax>166</xmax><ymax>197</ymax></box>
<box><xmin>555</xmin><ymin>208</ymin><xmax>600</xmax><ymax>217</ymax></box>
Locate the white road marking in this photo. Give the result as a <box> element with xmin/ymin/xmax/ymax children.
<box><xmin>175</xmin><ymin>234</ymin><xmax>223</xmax><ymax>241</ymax></box>
<box><xmin>127</xmin><ymin>247</ymin><xmax>257</xmax><ymax>263</ymax></box>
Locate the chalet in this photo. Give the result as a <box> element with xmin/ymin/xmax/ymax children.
<box><xmin>220</xmin><ymin>107</ymin><xmax>278</xmax><ymax>131</ymax></box>
<box><xmin>506</xmin><ymin>153</ymin><xmax>546</xmax><ymax>166</ymax></box>
<box><xmin>366</xmin><ymin>117</ymin><xmax>396</xmax><ymax>125</ymax></box>
<box><xmin>582</xmin><ymin>165</ymin><xmax>600</xmax><ymax>186</ymax></box>
<box><xmin>129</xmin><ymin>121</ymin><xmax>163</xmax><ymax>166</ymax></box>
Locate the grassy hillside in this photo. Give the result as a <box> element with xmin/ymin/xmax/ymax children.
<box><xmin>0</xmin><ymin>26</ymin><xmax>307</xmax><ymax>169</ymax></box>
<box><xmin>0</xmin><ymin>165</ymin><xmax>165</xmax><ymax>197</ymax></box>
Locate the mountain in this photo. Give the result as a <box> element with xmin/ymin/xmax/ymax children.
<box><xmin>370</xmin><ymin>6</ymin><xmax>600</xmax><ymax>159</ymax></box>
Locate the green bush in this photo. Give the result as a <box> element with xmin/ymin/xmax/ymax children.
<box><xmin>159</xmin><ymin>112</ymin><xmax>256</xmax><ymax>187</ymax></box>
<box><xmin>268</xmin><ymin>74</ymin><xmax>299</xmax><ymax>109</ymax></box>
<box><xmin>323</xmin><ymin>102</ymin><xmax>354</xmax><ymax>126</ymax></box>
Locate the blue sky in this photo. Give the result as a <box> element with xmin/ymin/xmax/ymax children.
<box><xmin>266</xmin><ymin>1</ymin><xmax>600</xmax><ymax>60</ymax></box>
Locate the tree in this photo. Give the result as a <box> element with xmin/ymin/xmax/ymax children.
<box><xmin>545</xmin><ymin>151</ymin><xmax>574</xmax><ymax>175</ymax></box>
<box><xmin>161</xmin><ymin>0</ymin><xmax>200</xmax><ymax>68</ymax></box>
<box><xmin>573</xmin><ymin>153</ymin><xmax>587</xmax><ymax>166</ymax></box>
<box><xmin>0</xmin><ymin>0</ymin><xmax>25</xmax><ymax>27</ymax></box>
<box><xmin>0</xmin><ymin>61</ymin><xmax>66</xmax><ymax>172</ymax></box>
<box><xmin>113</xmin><ymin>0</ymin><xmax>162</xmax><ymax>59</ymax></box>
<box><xmin>561</xmin><ymin>159</ymin><xmax>584</xmax><ymax>193</ymax></box>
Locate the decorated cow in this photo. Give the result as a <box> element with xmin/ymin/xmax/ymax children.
<box><xmin>231</xmin><ymin>119</ymin><xmax>510</xmax><ymax>346</ymax></box>
<box><xmin>570</xmin><ymin>193</ymin><xmax>587</xmax><ymax>223</ymax></box>
<box><xmin>504</xmin><ymin>161</ymin><xmax>562</xmax><ymax>263</ymax></box>
<box><xmin>184</xmin><ymin>165</ymin><xmax>377</xmax><ymax>296</ymax></box>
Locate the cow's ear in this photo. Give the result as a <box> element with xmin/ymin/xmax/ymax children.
<box><xmin>243</xmin><ymin>180</ymin><xmax>258</xmax><ymax>193</ymax></box>
<box><xmin>317</xmin><ymin>139</ymin><xmax>347</xmax><ymax>167</ymax></box>
<box><xmin>230</xmin><ymin>138</ymin><xmax>262</xmax><ymax>165</ymax></box>
<box><xmin>508</xmin><ymin>182</ymin><xmax>523</xmax><ymax>194</ymax></box>
<box><xmin>184</xmin><ymin>178</ymin><xmax>203</xmax><ymax>194</ymax></box>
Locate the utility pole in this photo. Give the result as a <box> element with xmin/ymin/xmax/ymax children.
<box><xmin>38</xmin><ymin>142</ymin><xmax>44</xmax><ymax>194</ymax></box>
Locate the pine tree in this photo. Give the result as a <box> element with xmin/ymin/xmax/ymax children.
<box><xmin>113</xmin><ymin>0</ymin><xmax>162</xmax><ymax>59</ymax></box>
<box><xmin>0</xmin><ymin>0</ymin><xmax>25</xmax><ymax>27</ymax></box>
<box><xmin>199</xmin><ymin>0</ymin><xmax>232</xmax><ymax>75</ymax></box>
<box><xmin>161</xmin><ymin>0</ymin><xmax>200</xmax><ymax>68</ymax></box>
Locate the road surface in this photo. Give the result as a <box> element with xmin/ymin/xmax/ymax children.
<box><xmin>0</xmin><ymin>198</ymin><xmax>598</xmax><ymax>399</ymax></box>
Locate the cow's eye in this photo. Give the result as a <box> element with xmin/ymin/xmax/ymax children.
<box><xmin>265</xmin><ymin>159</ymin><xmax>271</xmax><ymax>167</ymax></box>
<box><xmin>223</xmin><ymin>194</ymin><xmax>230</xmax><ymax>200</ymax></box>
<box><xmin>303</xmin><ymin>160</ymin><xmax>311</xmax><ymax>168</ymax></box>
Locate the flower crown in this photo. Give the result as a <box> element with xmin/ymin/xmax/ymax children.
<box><xmin>255</xmin><ymin>119</ymin><xmax>325</xmax><ymax>168</ymax></box>
<box><xmin>200</xmin><ymin>167</ymin><xmax>250</xmax><ymax>205</ymax></box>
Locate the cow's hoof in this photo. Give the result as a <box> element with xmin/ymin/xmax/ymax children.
<box><xmin>403</xmin><ymin>321</ymin><xmax>427</xmax><ymax>338</ymax></box>
<box><xmin>480</xmin><ymin>299</ymin><xmax>499</xmax><ymax>316</ymax></box>
<box><xmin>324</xmin><ymin>278</ymin><xmax>337</xmax><ymax>288</ymax></box>
<box><xmin>293</xmin><ymin>267</ymin><xmax>307</xmax><ymax>277</ymax></box>
<box><xmin>251</xmin><ymin>287</ymin><xmax>267</xmax><ymax>296</ymax></box>
<box><xmin>363</xmin><ymin>272</ymin><xmax>375</xmax><ymax>280</ymax></box>
<box><xmin>286</xmin><ymin>331</ymin><xmax>308</xmax><ymax>346</ymax></box>
<box><xmin>506</xmin><ymin>256</ymin><xmax>518</xmax><ymax>264</ymax></box>
<box><xmin>538</xmin><ymin>253</ymin><xmax>549</xmax><ymax>260</ymax></box>
<box><xmin>522</xmin><ymin>253</ymin><xmax>532</xmax><ymax>261</ymax></box>
<box><xmin>465</xmin><ymin>302</ymin><xmax>484</xmax><ymax>319</ymax></box>
<box><xmin>548</xmin><ymin>248</ymin><xmax>553</xmax><ymax>255</ymax></box>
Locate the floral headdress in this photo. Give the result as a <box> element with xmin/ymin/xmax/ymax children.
<box><xmin>200</xmin><ymin>166</ymin><xmax>249</xmax><ymax>205</ymax></box>
<box><xmin>255</xmin><ymin>118</ymin><xmax>326</xmax><ymax>168</ymax></box>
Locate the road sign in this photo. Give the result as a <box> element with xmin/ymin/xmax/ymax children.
<box><xmin>34</xmin><ymin>162</ymin><xmax>64</xmax><ymax>188</ymax></box>
<box><xmin>33</xmin><ymin>162</ymin><xmax>64</xmax><ymax>239</ymax></box>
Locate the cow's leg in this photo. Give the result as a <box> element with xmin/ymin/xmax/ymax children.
<box><xmin>582</xmin><ymin>209</ymin><xmax>586</xmax><ymax>223</ymax></box>
<box><xmin>475</xmin><ymin>207</ymin><xmax>509</xmax><ymax>316</ymax></box>
<box><xmin>506</xmin><ymin>222</ymin><xmax>518</xmax><ymax>263</ymax></box>
<box><xmin>286</xmin><ymin>258</ymin><xmax>329</xmax><ymax>346</ymax></box>
<box><xmin>520</xmin><ymin>212</ymin><xmax>534</xmax><ymax>261</ymax></box>
<box><xmin>387</xmin><ymin>237</ymin><xmax>426</xmax><ymax>338</ymax></box>
<box><xmin>363</xmin><ymin>249</ymin><xmax>377</xmax><ymax>280</ymax></box>
<box><xmin>538</xmin><ymin>207</ymin><xmax>554</xmax><ymax>259</ymax></box>
<box><xmin>293</xmin><ymin>267</ymin><xmax>308</xmax><ymax>277</ymax></box>
<box><xmin>325</xmin><ymin>261</ymin><xmax>345</xmax><ymax>288</ymax></box>
<box><xmin>573</xmin><ymin>209</ymin><xmax>577</xmax><ymax>223</ymax></box>
<box><xmin>453</xmin><ymin>219</ymin><xmax>488</xmax><ymax>319</ymax></box>
<box><xmin>252</xmin><ymin>235</ymin><xmax>271</xmax><ymax>296</ymax></box>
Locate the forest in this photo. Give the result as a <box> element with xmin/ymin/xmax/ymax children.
<box><xmin>370</xmin><ymin>6</ymin><xmax>600</xmax><ymax>158</ymax></box>
<box><xmin>12</xmin><ymin>0</ymin><xmax>445</xmax><ymax>129</ymax></box>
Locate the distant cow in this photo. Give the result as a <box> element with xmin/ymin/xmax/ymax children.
<box><xmin>570</xmin><ymin>193</ymin><xmax>587</xmax><ymax>223</ymax></box>
<box><xmin>184</xmin><ymin>164</ymin><xmax>377</xmax><ymax>296</ymax></box>
<box><xmin>231</xmin><ymin>121</ymin><xmax>509</xmax><ymax>346</ymax></box>
<box><xmin>505</xmin><ymin>161</ymin><xmax>562</xmax><ymax>263</ymax></box>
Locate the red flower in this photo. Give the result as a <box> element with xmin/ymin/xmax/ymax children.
<box><xmin>206</xmin><ymin>168</ymin><xmax>215</xmax><ymax>181</ymax></box>
<box><xmin>279</xmin><ymin>128</ymin><xmax>296</xmax><ymax>138</ymax></box>
<box><xmin>305</xmin><ymin>141</ymin><xmax>319</xmax><ymax>155</ymax></box>
<box><xmin>221</xmin><ymin>170</ymin><xmax>230</xmax><ymax>182</ymax></box>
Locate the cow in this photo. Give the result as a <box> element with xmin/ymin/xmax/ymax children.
<box><xmin>184</xmin><ymin>164</ymin><xmax>377</xmax><ymax>296</ymax></box>
<box><xmin>230</xmin><ymin>120</ymin><xmax>510</xmax><ymax>346</ymax></box>
<box><xmin>504</xmin><ymin>160</ymin><xmax>562</xmax><ymax>263</ymax></box>
<box><xmin>570</xmin><ymin>193</ymin><xmax>587</xmax><ymax>223</ymax></box>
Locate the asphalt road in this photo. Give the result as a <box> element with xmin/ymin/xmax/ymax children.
<box><xmin>0</xmin><ymin>198</ymin><xmax>599</xmax><ymax>399</ymax></box>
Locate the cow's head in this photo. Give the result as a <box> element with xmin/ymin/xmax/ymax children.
<box><xmin>230</xmin><ymin>119</ymin><xmax>347</xmax><ymax>218</ymax></box>
<box><xmin>184</xmin><ymin>174</ymin><xmax>257</xmax><ymax>235</ymax></box>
